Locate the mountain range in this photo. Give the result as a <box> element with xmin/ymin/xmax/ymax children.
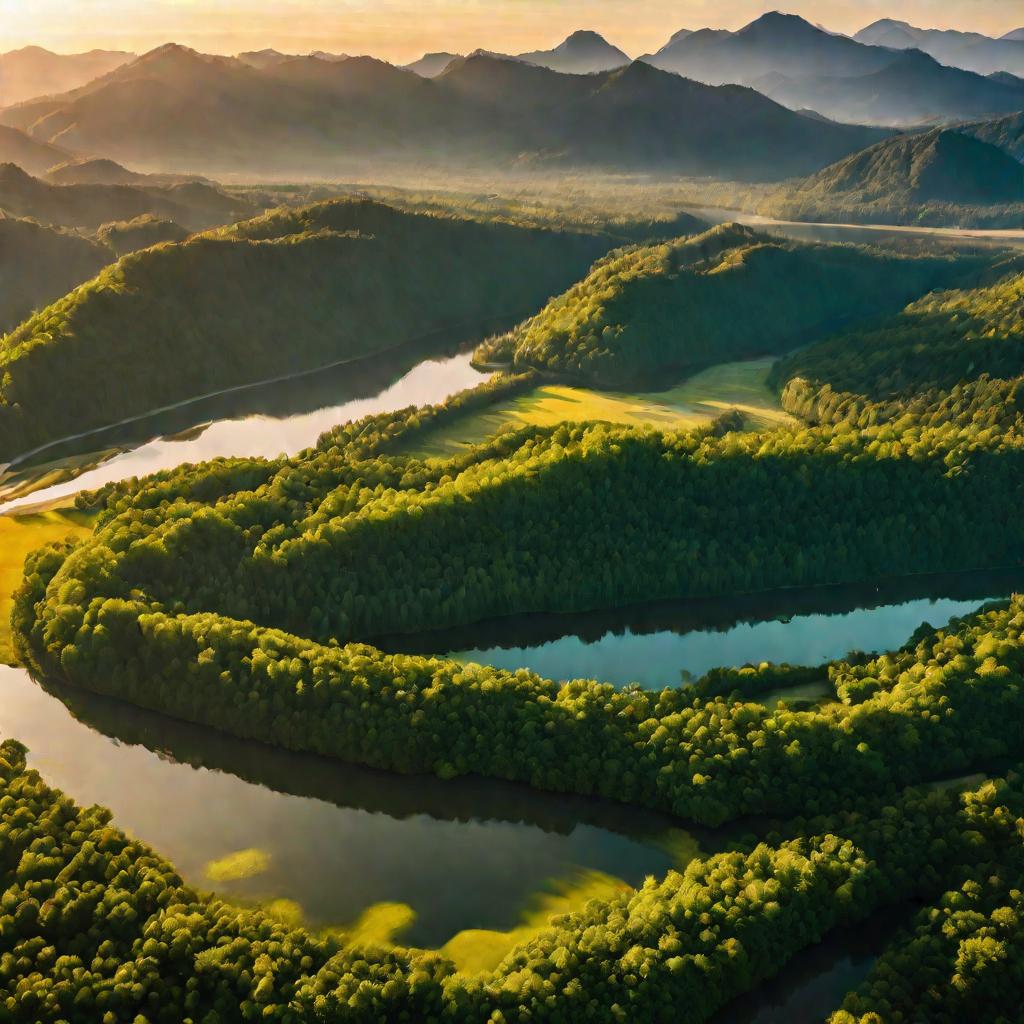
<box><xmin>644</xmin><ymin>13</ymin><xmax>896</xmax><ymax>84</ymax></box>
<box><xmin>854</xmin><ymin>19</ymin><xmax>1024</xmax><ymax>76</ymax></box>
<box><xmin>0</xmin><ymin>46</ymin><xmax>133</xmax><ymax>107</ymax></box>
<box><xmin>0</xmin><ymin>44</ymin><xmax>883</xmax><ymax>181</ymax></box>
<box><xmin>644</xmin><ymin>13</ymin><xmax>1024</xmax><ymax>126</ymax></box>
<box><xmin>761</xmin><ymin>47</ymin><xmax>1024</xmax><ymax>127</ymax></box>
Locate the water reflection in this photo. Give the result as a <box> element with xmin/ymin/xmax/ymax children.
<box><xmin>709</xmin><ymin>906</ymin><xmax>914</xmax><ymax>1023</ymax></box>
<box><xmin>0</xmin><ymin>665</ymin><xmax>705</xmax><ymax>947</ymax></box>
<box><xmin>385</xmin><ymin>569</ymin><xmax>1023</xmax><ymax>688</ymax></box>
<box><xmin>0</xmin><ymin>340</ymin><xmax>486</xmax><ymax>513</ymax></box>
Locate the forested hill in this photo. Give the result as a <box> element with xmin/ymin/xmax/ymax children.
<box><xmin>960</xmin><ymin>109</ymin><xmax>1024</xmax><ymax>161</ymax></box>
<box><xmin>759</xmin><ymin>128</ymin><xmax>1024</xmax><ymax>226</ymax></box>
<box><xmin>0</xmin><ymin>200</ymin><xmax>613</xmax><ymax>462</ymax></box>
<box><xmin>773</xmin><ymin>270</ymin><xmax>1024</xmax><ymax>434</ymax></box>
<box><xmin>0</xmin><ymin>44</ymin><xmax>883</xmax><ymax>180</ymax></box>
<box><xmin>474</xmin><ymin>223</ymin><xmax>994</xmax><ymax>387</ymax></box>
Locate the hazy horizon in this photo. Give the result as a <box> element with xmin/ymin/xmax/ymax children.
<box><xmin>1</xmin><ymin>0</ymin><xmax>1021</xmax><ymax>64</ymax></box>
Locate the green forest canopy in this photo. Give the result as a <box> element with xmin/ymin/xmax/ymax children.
<box><xmin>474</xmin><ymin>223</ymin><xmax>1010</xmax><ymax>387</ymax></box>
<box><xmin>10</xmin><ymin>218</ymin><xmax>1024</xmax><ymax>1019</ymax></box>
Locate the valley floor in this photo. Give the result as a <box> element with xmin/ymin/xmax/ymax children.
<box><xmin>400</xmin><ymin>356</ymin><xmax>793</xmax><ymax>458</ymax></box>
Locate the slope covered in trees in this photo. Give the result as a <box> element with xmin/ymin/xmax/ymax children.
<box><xmin>0</xmin><ymin>215</ymin><xmax>111</xmax><ymax>332</ymax></box>
<box><xmin>94</xmin><ymin>213</ymin><xmax>189</xmax><ymax>255</ymax></box>
<box><xmin>15</xmin><ymin>273</ymin><xmax>1024</xmax><ymax>826</ymax></box>
<box><xmin>760</xmin><ymin>128</ymin><xmax>1024</xmax><ymax>226</ymax></box>
<box><xmin>473</xmin><ymin>223</ymin><xmax>997</xmax><ymax>387</ymax></box>
<box><xmin>0</xmin><ymin>199</ymin><xmax>612</xmax><ymax>461</ymax></box>
<box><xmin>773</xmin><ymin>270</ymin><xmax>1024</xmax><ymax>433</ymax></box>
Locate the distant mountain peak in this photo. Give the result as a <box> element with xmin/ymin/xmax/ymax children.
<box><xmin>517</xmin><ymin>29</ymin><xmax>629</xmax><ymax>72</ymax></box>
<box><xmin>144</xmin><ymin>42</ymin><xmax>201</xmax><ymax>59</ymax></box>
<box><xmin>561</xmin><ymin>29</ymin><xmax>610</xmax><ymax>46</ymax></box>
<box><xmin>739</xmin><ymin>11</ymin><xmax>823</xmax><ymax>36</ymax></box>
<box><xmin>861</xmin><ymin>18</ymin><xmax>913</xmax><ymax>31</ymax></box>
<box><xmin>403</xmin><ymin>51</ymin><xmax>461</xmax><ymax>77</ymax></box>
<box><xmin>0</xmin><ymin>162</ymin><xmax>33</xmax><ymax>182</ymax></box>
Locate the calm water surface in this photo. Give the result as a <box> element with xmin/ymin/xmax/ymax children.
<box><xmin>386</xmin><ymin>570</ymin><xmax>1023</xmax><ymax>688</ymax></box>
<box><xmin>0</xmin><ymin>665</ymin><xmax>696</xmax><ymax>947</ymax></box>
<box><xmin>0</xmin><ymin>344</ymin><xmax>484</xmax><ymax>512</ymax></box>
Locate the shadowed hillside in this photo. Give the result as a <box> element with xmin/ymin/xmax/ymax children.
<box><xmin>960</xmin><ymin>110</ymin><xmax>1024</xmax><ymax>162</ymax></box>
<box><xmin>762</xmin><ymin>48</ymin><xmax>1024</xmax><ymax>127</ymax></box>
<box><xmin>0</xmin><ymin>215</ymin><xmax>112</xmax><ymax>332</ymax></box>
<box><xmin>0</xmin><ymin>163</ymin><xmax>252</xmax><ymax>229</ymax></box>
<box><xmin>0</xmin><ymin>124</ymin><xmax>69</xmax><ymax>176</ymax></box>
<box><xmin>474</xmin><ymin>223</ymin><xmax>987</xmax><ymax>387</ymax></box>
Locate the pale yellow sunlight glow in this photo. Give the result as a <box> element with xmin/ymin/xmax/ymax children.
<box><xmin>0</xmin><ymin>0</ymin><xmax>1020</xmax><ymax>61</ymax></box>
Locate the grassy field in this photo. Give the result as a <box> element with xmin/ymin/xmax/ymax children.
<box><xmin>0</xmin><ymin>507</ymin><xmax>94</xmax><ymax>665</ymax></box>
<box><xmin>402</xmin><ymin>357</ymin><xmax>795</xmax><ymax>459</ymax></box>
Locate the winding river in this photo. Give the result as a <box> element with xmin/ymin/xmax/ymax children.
<box><xmin>3</xmin><ymin>217</ymin><xmax>1023</xmax><ymax>1005</ymax></box>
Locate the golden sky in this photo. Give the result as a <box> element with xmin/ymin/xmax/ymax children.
<box><xmin>1</xmin><ymin>0</ymin><xmax>1022</xmax><ymax>62</ymax></box>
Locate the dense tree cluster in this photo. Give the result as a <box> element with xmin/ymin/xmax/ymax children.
<box><xmin>15</xmin><ymin>411</ymin><xmax>1024</xmax><ymax>826</ymax></box>
<box><xmin>775</xmin><ymin>269</ymin><xmax>1024</xmax><ymax>442</ymax></box>
<box><xmin>832</xmin><ymin>861</ymin><xmax>1024</xmax><ymax>1023</ymax></box>
<box><xmin>2</xmin><ymin>733</ymin><xmax>1022</xmax><ymax>1023</ymax></box>
<box><xmin>0</xmin><ymin>199</ymin><xmax>611</xmax><ymax>461</ymax></box>
<box><xmin>474</xmin><ymin>223</ymin><xmax>993</xmax><ymax>386</ymax></box>
<box><xmin>12</xmin><ymin>226</ymin><xmax>1024</xmax><ymax>1018</ymax></box>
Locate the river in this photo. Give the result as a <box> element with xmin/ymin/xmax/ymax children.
<box><xmin>0</xmin><ymin>233</ymin><xmax>1015</xmax><ymax>1004</ymax></box>
<box><xmin>0</xmin><ymin>341</ymin><xmax>485</xmax><ymax>513</ymax></box>
<box><xmin>382</xmin><ymin>569</ymin><xmax>1021</xmax><ymax>689</ymax></box>
<box><xmin>690</xmin><ymin>206</ymin><xmax>1024</xmax><ymax>248</ymax></box>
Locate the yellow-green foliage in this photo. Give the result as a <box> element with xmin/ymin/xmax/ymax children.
<box><xmin>777</xmin><ymin>270</ymin><xmax>1024</xmax><ymax>432</ymax></box>
<box><xmin>441</xmin><ymin>871</ymin><xmax>629</xmax><ymax>975</ymax></box>
<box><xmin>0</xmin><ymin>507</ymin><xmax>93</xmax><ymax>665</ymax></box>
<box><xmin>203</xmin><ymin>847</ymin><xmax>271</xmax><ymax>883</ymax></box>
<box><xmin>401</xmin><ymin>357</ymin><xmax>793</xmax><ymax>458</ymax></box>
